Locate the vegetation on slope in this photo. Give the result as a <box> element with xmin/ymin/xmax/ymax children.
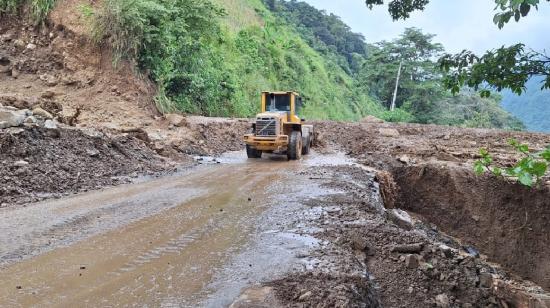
<box><xmin>0</xmin><ymin>0</ymin><xmax>526</xmax><ymax>130</ymax></box>
<box><xmin>501</xmin><ymin>77</ymin><xmax>550</xmax><ymax>132</ymax></box>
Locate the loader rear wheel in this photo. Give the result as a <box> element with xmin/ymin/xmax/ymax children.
<box><xmin>287</xmin><ymin>131</ymin><xmax>302</xmax><ymax>160</ymax></box>
<box><xmin>246</xmin><ymin>145</ymin><xmax>262</xmax><ymax>159</ymax></box>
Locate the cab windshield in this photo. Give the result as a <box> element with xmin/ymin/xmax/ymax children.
<box><xmin>266</xmin><ymin>94</ymin><xmax>291</xmax><ymax>112</ymax></box>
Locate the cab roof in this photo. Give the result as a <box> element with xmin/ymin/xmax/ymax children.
<box><xmin>262</xmin><ymin>91</ymin><xmax>300</xmax><ymax>96</ymax></box>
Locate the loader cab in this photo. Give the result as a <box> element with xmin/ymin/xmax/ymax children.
<box><xmin>261</xmin><ymin>91</ymin><xmax>303</xmax><ymax>123</ymax></box>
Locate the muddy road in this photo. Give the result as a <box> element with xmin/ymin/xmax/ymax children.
<box><xmin>0</xmin><ymin>152</ymin><xmax>339</xmax><ymax>307</ymax></box>
<box><xmin>1</xmin><ymin>151</ymin><xmax>549</xmax><ymax>307</ymax></box>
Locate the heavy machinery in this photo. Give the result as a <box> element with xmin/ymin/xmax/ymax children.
<box><xmin>243</xmin><ymin>91</ymin><xmax>314</xmax><ymax>160</ymax></box>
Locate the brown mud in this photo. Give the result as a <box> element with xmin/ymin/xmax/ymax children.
<box><xmin>315</xmin><ymin>120</ymin><xmax>550</xmax><ymax>293</ymax></box>
<box><xmin>0</xmin><ymin>126</ymin><xmax>171</xmax><ymax>206</ymax></box>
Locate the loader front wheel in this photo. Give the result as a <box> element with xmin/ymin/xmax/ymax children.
<box><xmin>246</xmin><ymin>145</ymin><xmax>262</xmax><ymax>159</ymax></box>
<box><xmin>287</xmin><ymin>131</ymin><xmax>302</xmax><ymax>160</ymax></box>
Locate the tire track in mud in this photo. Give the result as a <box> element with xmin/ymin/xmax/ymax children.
<box><xmin>0</xmin><ymin>154</ymin><xmax>300</xmax><ymax>307</ymax></box>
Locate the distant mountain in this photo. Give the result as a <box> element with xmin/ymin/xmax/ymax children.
<box><xmin>501</xmin><ymin>77</ymin><xmax>550</xmax><ymax>133</ymax></box>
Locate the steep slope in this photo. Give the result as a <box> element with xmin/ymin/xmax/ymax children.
<box><xmin>501</xmin><ymin>77</ymin><xmax>550</xmax><ymax>133</ymax></box>
<box><xmin>209</xmin><ymin>0</ymin><xmax>384</xmax><ymax>120</ymax></box>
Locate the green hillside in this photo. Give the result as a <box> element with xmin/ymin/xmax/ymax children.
<box><xmin>501</xmin><ymin>77</ymin><xmax>550</xmax><ymax>133</ymax></box>
<box><xmin>1</xmin><ymin>0</ymin><xmax>525</xmax><ymax>129</ymax></box>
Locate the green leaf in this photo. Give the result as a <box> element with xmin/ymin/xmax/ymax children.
<box><xmin>518</xmin><ymin>172</ymin><xmax>533</xmax><ymax>187</ymax></box>
<box><xmin>474</xmin><ymin>161</ymin><xmax>485</xmax><ymax>175</ymax></box>
<box><xmin>541</xmin><ymin>149</ymin><xmax>550</xmax><ymax>161</ymax></box>
<box><xmin>482</xmin><ymin>156</ymin><xmax>493</xmax><ymax>165</ymax></box>
<box><xmin>518</xmin><ymin>144</ymin><xmax>529</xmax><ymax>153</ymax></box>
<box><xmin>520</xmin><ymin>3</ymin><xmax>531</xmax><ymax>16</ymax></box>
<box><xmin>492</xmin><ymin>167</ymin><xmax>503</xmax><ymax>177</ymax></box>
<box><xmin>508</xmin><ymin>139</ymin><xmax>519</xmax><ymax>147</ymax></box>
<box><xmin>531</xmin><ymin>161</ymin><xmax>547</xmax><ymax>177</ymax></box>
<box><xmin>479</xmin><ymin>148</ymin><xmax>489</xmax><ymax>156</ymax></box>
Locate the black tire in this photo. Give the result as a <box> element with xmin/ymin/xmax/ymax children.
<box><xmin>246</xmin><ymin>144</ymin><xmax>262</xmax><ymax>158</ymax></box>
<box><xmin>302</xmin><ymin>134</ymin><xmax>311</xmax><ymax>155</ymax></box>
<box><xmin>287</xmin><ymin>131</ymin><xmax>302</xmax><ymax>160</ymax></box>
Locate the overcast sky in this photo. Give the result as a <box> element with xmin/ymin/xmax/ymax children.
<box><xmin>302</xmin><ymin>0</ymin><xmax>550</xmax><ymax>54</ymax></box>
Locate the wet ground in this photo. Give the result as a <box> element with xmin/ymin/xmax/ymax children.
<box><xmin>0</xmin><ymin>151</ymin><xmax>345</xmax><ymax>307</ymax></box>
<box><xmin>1</xmin><ymin>151</ymin><xmax>549</xmax><ymax>308</ymax></box>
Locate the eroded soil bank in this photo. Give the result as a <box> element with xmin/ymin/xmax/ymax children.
<box><xmin>315</xmin><ymin>119</ymin><xmax>550</xmax><ymax>293</ymax></box>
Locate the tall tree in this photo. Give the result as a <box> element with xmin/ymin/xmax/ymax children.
<box><xmin>359</xmin><ymin>28</ymin><xmax>444</xmax><ymax>111</ymax></box>
<box><xmin>364</xmin><ymin>0</ymin><xmax>550</xmax><ymax>96</ymax></box>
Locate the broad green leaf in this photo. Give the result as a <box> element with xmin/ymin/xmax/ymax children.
<box><xmin>518</xmin><ymin>172</ymin><xmax>533</xmax><ymax>187</ymax></box>
<box><xmin>518</xmin><ymin>144</ymin><xmax>529</xmax><ymax>153</ymax></box>
<box><xmin>474</xmin><ymin>161</ymin><xmax>485</xmax><ymax>175</ymax></box>
<box><xmin>531</xmin><ymin>161</ymin><xmax>547</xmax><ymax>177</ymax></box>
<box><xmin>492</xmin><ymin>167</ymin><xmax>503</xmax><ymax>177</ymax></box>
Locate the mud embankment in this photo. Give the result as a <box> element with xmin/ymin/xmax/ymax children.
<box><xmin>392</xmin><ymin>164</ymin><xmax>550</xmax><ymax>291</ymax></box>
<box><xmin>315</xmin><ymin>120</ymin><xmax>550</xmax><ymax>292</ymax></box>
<box><xmin>0</xmin><ymin>126</ymin><xmax>172</xmax><ymax>206</ymax></box>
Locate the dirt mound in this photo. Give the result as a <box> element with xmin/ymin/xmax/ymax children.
<box><xmin>0</xmin><ymin>15</ymin><xmax>158</xmax><ymax>131</ymax></box>
<box><xmin>314</xmin><ymin>120</ymin><xmax>550</xmax><ymax>292</ymax></box>
<box><xmin>0</xmin><ymin>126</ymin><xmax>171</xmax><ymax>206</ymax></box>
<box><xmin>288</xmin><ymin>165</ymin><xmax>549</xmax><ymax>307</ymax></box>
<box><xmin>393</xmin><ymin>164</ymin><xmax>550</xmax><ymax>291</ymax></box>
<box><xmin>270</xmin><ymin>272</ymin><xmax>380</xmax><ymax>308</ymax></box>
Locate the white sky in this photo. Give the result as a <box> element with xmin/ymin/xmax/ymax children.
<box><xmin>302</xmin><ymin>0</ymin><xmax>550</xmax><ymax>54</ymax></box>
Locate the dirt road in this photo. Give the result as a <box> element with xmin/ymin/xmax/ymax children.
<box><xmin>0</xmin><ymin>152</ymin><xmax>338</xmax><ymax>307</ymax></box>
<box><xmin>1</xmin><ymin>151</ymin><xmax>549</xmax><ymax>308</ymax></box>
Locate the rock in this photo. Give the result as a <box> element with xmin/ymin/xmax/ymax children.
<box><xmin>60</xmin><ymin>75</ymin><xmax>78</xmax><ymax>86</ymax></box>
<box><xmin>0</xmin><ymin>94</ymin><xmax>17</xmax><ymax>105</ymax></box>
<box><xmin>58</xmin><ymin>107</ymin><xmax>80</xmax><ymax>126</ymax></box>
<box><xmin>0</xmin><ymin>33</ymin><xmax>13</xmax><ymax>42</ymax></box>
<box><xmin>361</xmin><ymin>115</ymin><xmax>384</xmax><ymax>124</ymax></box>
<box><xmin>405</xmin><ymin>254</ymin><xmax>420</xmax><ymax>269</ymax></box>
<box><xmin>379</xmin><ymin>128</ymin><xmax>400</xmax><ymax>137</ymax></box>
<box><xmin>298</xmin><ymin>291</ymin><xmax>312</xmax><ymax>301</ymax></box>
<box><xmin>41</xmin><ymin>90</ymin><xmax>56</xmax><ymax>99</ymax></box>
<box><xmin>24</xmin><ymin>116</ymin><xmax>38</xmax><ymax>125</ymax></box>
<box><xmin>435</xmin><ymin>294</ymin><xmax>450</xmax><ymax>308</ymax></box>
<box><xmin>13</xmin><ymin>160</ymin><xmax>29</xmax><ymax>167</ymax></box>
<box><xmin>0</xmin><ymin>108</ymin><xmax>29</xmax><ymax>128</ymax></box>
<box><xmin>44</xmin><ymin>119</ymin><xmax>58</xmax><ymax>129</ymax></box>
<box><xmin>26</xmin><ymin>43</ymin><xmax>37</xmax><ymax>50</ymax></box>
<box><xmin>398</xmin><ymin>155</ymin><xmax>411</xmax><ymax>164</ymax></box>
<box><xmin>0</xmin><ymin>64</ymin><xmax>11</xmax><ymax>74</ymax></box>
<box><xmin>13</xmin><ymin>39</ymin><xmax>25</xmax><ymax>48</ymax></box>
<box><xmin>443</xmin><ymin>134</ymin><xmax>451</xmax><ymax>140</ymax></box>
<box><xmin>464</xmin><ymin>246</ymin><xmax>480</xmax><ymax>258</ymax></box>
<box><xmin>165</xmin><ymin>113</ymin><xmax>187</xmax><ymax>127</ymax></box>
<box><xmin>86</xmin><ymin>149</ymin><xmax>100</xmax><ymax>157</ymax></box>
<box><xmin>439</xmin><ymin>244</ymin><xmax>454</xmax><ymax>258</ymax></box>
<box><xmin>350</xmin><ymin>232</ymin><xmax>369</xmax><ymax>252</ymax></box>
<box><xmin>391</xmin><ymin>243</ymin><xmax>424</xmax><ymax>254</ymax></box>
<box><xmin>388</xmin><ymin>209</ymin><xmax>414</xmax><ymax>230</ymax></box>
<box><xmin>479</xmin><ymin>272</ymin><xmax>493</xmax><ymax>288</ymax></box>
<box><xmin>39</xmin><ymin>74</ymin><xmax>58</xmax><ymax>87</ymax></box>
<box><xmin>11</xmin><ymin>67</ymin><xmax>19</xmax><ymax>78</ymax></box>
<box><xmin>32</xmin><ymin>107</ymin><xmax>53</xmax><ymax>119</ymax></box>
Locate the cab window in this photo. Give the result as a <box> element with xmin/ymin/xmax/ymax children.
<box><xmin>266</xmin><ymin>94</ymin><xmax>291</xmax><ymax>112</ymax></box>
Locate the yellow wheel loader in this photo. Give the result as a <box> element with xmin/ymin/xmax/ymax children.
<box><xmin>243</xmin><ymin>91</ymin><xmax>314</xmax><ymax>160</ymax></box>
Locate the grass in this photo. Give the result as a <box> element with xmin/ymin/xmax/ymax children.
<box><xmin>0</xmin><ymin>0</ymin><xmax>57</xmax><ymax>23</ymax></box>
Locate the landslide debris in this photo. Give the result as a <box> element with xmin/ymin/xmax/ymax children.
<box><xmin>268</xmin><ymin>165</ymin><xmax>550</xmax><ymax>308</ymax></box>
<box><xmin>0</xmin><ymin>125</ymin><xmax>170</xmax><ymax>206</ymax></box>
<box><xmin>314</xmin><ymin>120</ymin><xmax>550</xmax><ymax>292</ymax></box>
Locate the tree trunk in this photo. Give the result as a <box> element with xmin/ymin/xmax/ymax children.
<box><xmin>391</xmin><ymin>60</ymin><xmax>403</xmax><ymax>111</ymax></box>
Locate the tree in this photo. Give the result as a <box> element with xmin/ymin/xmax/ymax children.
<box><xmin>359</xmin><ymin>28</ymin><xmax>444</xmax><ymax>111</ymax></box>
<box><xmin>364</xmin><ymin>0</ymin><xmax>550</xmax><ymax>96</ymax></box>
